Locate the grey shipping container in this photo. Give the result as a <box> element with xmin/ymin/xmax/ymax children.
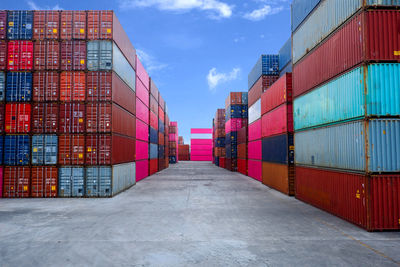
<box><xmin>295</xmin><ymin>119</ymin><xmax>400</xmax><ymax>173</ymax></box>
<box><xmin>280</xmin><ymin>62</ymin><xmax>292</xmax><ymax>77</ymax></box>
<box><xmin>59</xmin><ymin>167</ymin><xmax>85</xmax><ymax>197</ymax></box>
<box><xmin>291</xmin><ymin>0</ymin><xmax>321</xmax><ymax>32</ymax></box>
<box><xmin>31</xmin><ymin>135</ymin><xmax>58</xmax><ymax>165</ymax></box>
<box><xmin>87</xmin><ymin>40</ymin><xmax>136</xmax><ymax>91</ymax></box>
<box><xmin>279</xmin><ymin>38</ymin><xmax>292</xmax><ymax>71</ymax></box>
<box><xmin>111</xmin><ymin>162</ymin><xmax>135</xmax><ymax>196</ymax></box>
<box><xmin>0</xmin><ymin>72</ymin><xmax>4</xmax><ymax>101</ymax></box>
<box><xmin>86</xmin><ymin>167</ymin><xmax>112</xmax><ymax>197</ymax></box>
<box><xmin>150</xmin><ymin>143</ymin><xmax>158</xmax><ymax>159</ymax></box>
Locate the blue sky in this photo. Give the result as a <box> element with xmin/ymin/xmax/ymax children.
<box><xmin>5</xmin><ymin>0</ymin><xmax>292</xmax><ymax>144</ymax></box>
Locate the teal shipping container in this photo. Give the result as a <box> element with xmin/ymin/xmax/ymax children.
<box><xmin>294</xmin><ymin>64</ymin><xmax>400</xmax><ymax>131</ymax></box>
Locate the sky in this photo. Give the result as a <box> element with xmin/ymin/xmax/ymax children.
<box><xmin>4</xmin><ymin>0</ymin><xmax>292</xmax><ymax>144</ymax></box>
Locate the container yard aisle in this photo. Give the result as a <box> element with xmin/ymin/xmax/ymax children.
<box><xmin>0</xmin><ymin>162</ymin><xmax>399</xmax><ymax>266</ymax></box>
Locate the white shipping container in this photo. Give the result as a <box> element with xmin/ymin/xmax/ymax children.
<box><xmin>248</xmin><ymin>99</ymin><xmax>261</xmax><ymax>124</ymax></box>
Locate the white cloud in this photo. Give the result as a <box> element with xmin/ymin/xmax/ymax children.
<box><xmin>243</xmin><ymin>5</ymin><xmax>283</xmax><ymax>21</ymax></box>
<box><xmin>136</xmin><ymin>48</ymin><xmax>168</xmax><ymax>73</ymax></box>
<box><xmin>207</xmin><ymin>67</ymin><xmax>240</xmax><ymax>91</ymax></box>
<box><xmin>234</xmin><ymin>36</ymin><xmax>245</xmax><ymax>43</ymax></box>
<box><xmin>27</xmin><ymin>0</ymin><xmax>63</xmax><ymax>10</ymax></box>
<box><xmin>119</xmin><ymin>0</ymin><xmax>233</xmax><ymax>19</ymax></box>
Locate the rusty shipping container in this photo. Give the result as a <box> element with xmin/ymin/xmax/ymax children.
<box><xmin>33</xmin><ymin>10</ymin><xmax>60</xmax><ymax>40</ymax></box>
<box><xmin>0</xmin><ymin>11</ymin><xmax>6</xmax><ymax>39</ymax></box>
<box><xmin>31</xmin><ymin>167</ymin><xmax>58</xmax><ymax>197</ymax></box>
<box><xmin>33</xmin><ymin>72</ymin><xmax>59</xmax><ymax>101</ymax></box>
<box><xmin>0</xmin><ymin>41</ymin><xmax>7</xmax><ymax>70</ymax></box>
<box><xmin>32</xmin><ymin>103</ymin><xmax>58</xmax><ymax>133</ymax></box>
<box><xmin>3</xmin><ymin>167</ymin><xmax>30</xmax><ymax>198</ymax></box>
<box><xmin>262</xmin><ymin>162</ymin><xmax>295</xmax><ymax>196</ymax></box>
<box><xmin>59</xmin><ymin>103</ymin><xmax>85</xmax><ymax>133</ymax></box>
<box><xmin>60</xmin><ymin>11</ymin><xmax>86</xmax><ymax>40</ymax></box>
<box><xmin>60</xmin><ymin>71</ymin><xmax>85</xmax><ymax>101</ymax></box>
<box><xmin>248</xmin><ymin>75</ymin><xmax>279</xmax><ymax>107</ymax></box>
<box><xmin>58</xmin><ymin>134</ymin><xmax>85</xmax><ymax>165</ymax></box>
<box><xmin>33</xmin><ymin>41</ymin><xmax>60</xmax><ymax>70</ymax></box>
<box><xmin>60</xmin><ymin>41</ymin><xmax>86</xmax><ymax>71</ymax></box>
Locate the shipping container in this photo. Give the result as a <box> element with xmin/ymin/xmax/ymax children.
<box><xmin>291</xmin><ymin>0</ymin><xmax>321</xmax><ymax>32</ymax></box>
<box><xmin>191</xmin><ymin>155</ymin><xmax>212</xmax><ymax>161</ymax></box>
<box><xmin>150</xmin><ymin>110</ymin><xmax>158</xmax><ymax>130</ymax></box>
<box><xmin>294</xmin><ymin>11</ymin><xmax>400</xmax><ymax>97</ymax></box>
<box><xmin>58</xmin><ymin>166</ymin><xmax>84</xmax><ymax>197</ymax></box>
<box><xmin>241</xmin><ymin>92</ymin><xmax>248</xmax><ymax>105</ymax></box>
<box><xmin>279</xmin><ymin>38</ymin><xmax>292</xmax><ymax>71</ymax></box>
<box><xmin>59</xmin><ymin>103</ymin><xmax>85</xmax><ymax>133</ymax></box>
<box><xmin>150</xmin><ymin>143</ymin><xmax>158</xmax><ymax>159</ymax></box>
<box><xmin>150</xmin><ymin>78</ymin><xmax>159</xmax><ymax>98</ymax></box>
<box><xmin>7</xmin><ymin>41</ymin><xmax>33</xmax><ymax>71</ymax></box>
<box><xmin>34</xmin><ymin>41</ymin><xmax>60</xmax><ymax>70</ymax></box>
<box><xmin>32</xmin><ymin>135</ymin><xmax>58</xmax><ymax>165</ymax></box>
<box><xmin>149</xmin><ymin>126</ymin><xmax>158</xmax><ymax>144</ymax></box>
<box><xmin>136</xmin><ymin>119</ymin><xmax>149</xmax><ymax>142</ymax></box>
<box><xmin>136</xmin><ymin>76</ymin><xmax>149</xmax><ymax>107</ymax></box>
<box><xmin>248</xmin><ymin>55</ymin><xmax>279</xmax><ymax>89</ymax></box>
<box><xmin>32</xmin><ymin>103</ymin><xmax>58</xmax><ymax>133</ymax></box>
<box><xmin>58</xmin><ymin>135</ymin><xmax>85</xmax><ymax>165</ymax></box>
<box><xmin>159</xmin><ymin>119</ymin><xmax>165</xmax><ymax>134</ymax></box>
<box><xmin>219</xmin><ymin>157</ymin><xmax>226</xmax><ymax>168</ymax></box>
<box><xmin>5</xmin><ymin>103</ymin><xmax>31</xmax><ymax>133</ymax></box>
<box><xmin>149</xmin><ymin>159</ymin><xmax>158</xmax><ymax>175</ymax></box>
<box><xmin>6</xmin><ymin>72</ymin><xmax>32</xmax><ymax>102</ymax></box>
<box><xmin>158</xmin><ymin>132</ymin><xmax>165</xmax><ymax>145</ymax></box>
<box><xmin>261</xmin><ymin>73</ymin><xmax>292</xmax><ymax>115</ymax></box>
<box><xmin>31</xmin><ymin>166</ymin><xmax>57</xmax><ymax>197</ymax></box>
<box><xmin>295</xmin><ymin>119</ymin><xmax>400</xmax><ymax>173</ymax></box>
<box><xmin>33</xmin><ymin>72</ymin><xmax>59</xmax><ymax>101</ymax></box>
<box><xmin>248</xmin><ymin>75</ymin><xmax>280</xmax><ymax>107</ymax></box>
<box><xmin>248</xmin><ymin>140</ymin><xmax>262</xmax><ymax>160</ymax></box>
<box><xmin>3</xmin><ymin>167</ymin><xmax>30</xmax><ymax>198</ymax></box>
<box><xmin>0</xmin><ymin>167</ymin><xmax>3</xmax><ymax>197</ymax></box>
<box><xmin>0</xmin><ymin>135</ymin><xmax>3</xmax><ymax>164</ymax></box>
<box><xmin>85</xmin><ymin>134</ymin><xmax>110</xmax><ymax>165</ymax></box>
<box><xmin>0</xmin><ymin>11</ymin><xmax>6</xmax><ymax>39</ymax></box>
<box><xmin>7</xmin><ymin>11</ymin><xmax>33</xmax><ymax>40</ymax></box>
<box><xmin>136</xmin><ymin>97</ymin><xmax>149</xmax><ymax>124</ymax></box>
<box><xmin>60</xmin><ymin>41</ymin><xmax>86</xmax><ymax>71</ymax></box>
<box><xmin>60</xmin><ymin>71</ymin><xmax>85</xmax><ymax>101</ymax></box>
<box><xmin>226</xmin><ymin>105</ymin><xmax>244</xmax><ymax>120</ymax></box>
<box><xmin>225</xmin><ymin>92</ymin><xmax>242</xmax><ymax>108</ymax></box>
<box><xmin>262</xmin><ymin>162</ymin><xmax>295</xmax><ymax>196</ymax></box>
<box><xmin>280</xmin><ymin>63</ymin><xmax>292</xmax><ymax>77</ymax></box>
<box><xmin>136</xmin><ymin>56</ymin><xmax>149</xmax><ymax>89</ymax></box>
<box><xmin>136</xmin><ymin>140</ymin><xmax>149</xmax><ymax>161</ymax></box>
<box><xmin>262</xmin><ymin>134</ymin><xmax>294</xmax><ymax>164</ymax></box>
<box><xmin>261</xmin><ymin>104</ymin><xmax>293</xmax><ymax>138</ymax></box>
<box><xmin>33</xmin><ymin>11</ymin><xmax>60</xmax><ymax>40</ymax></box>
<box><xmin>4</xmin><ymin>135</ymin><xmax>30</xmax><ymax>166</ymax></box>
<box><xmin>248</xmin><ymin>160</ymin><xmax>262</xmax><ymax>182</ymax></box>
<box><xmin>150</xmin><ymin>95</ymin><xmax>158</xmax><ymax>116</ymax></box>
<box><xmin>86</xmin><ymin>166</ymin><xmax>112</xmax><ymax>197</ymax></box>
<box><xmin>238</xmin><ymin>159</ymin><xmax>247</xmax><ymax>175</ymax></box>
<box><xmin>237</xmin><ymin>143</ymin><xmax>247</xmax><ymax>159</ymax></box>
<box><xmin>136</xmin><ymin>159</ymin><xmax>149</xmax><ymax>182</ymax></box>
<box><xmin>295</xmin><ymin>166</ymin><xmax>400</xmax><ymax>231</ymax></box>
<box><xmin>158</xmin><ymin>145</ymin><xmax>165</xmax><ymax>159</ymax></box>
<box><xmin>159</xmin><ymin>93</ymin><xmax>165</xmax><ymax>111</ymax></box>
<box><xmin>0</xmin><ymin>72</ymin><xmax>3</xmax><ymax>101</ymax></box>
<box><xmin>60</xmin><ymin>11</ymin><xmax>86</xmax><ymax>40</ymax></box>
<box><xmin>0</xmin><ymin>42</ymin><xmax>6</xmax><ymax>70</ymax></box>
<box><xmin>248</xmin><ymin>119</ymin><xmax>261</xmax><ymax>141</ymax></box>
<box><xmin>110</xmin><ymin>135</ymin><xmax>135</xmax><ymax>164</ymax></box>
<box><xmin>249</xmin><ymin>99</ymin><xmax>261</xmax><ymax>125</ymax></box>
<box><xmin>0</xmin><ymin>104</ymin><xmax>4</xmax><ymax>133</ymax></box>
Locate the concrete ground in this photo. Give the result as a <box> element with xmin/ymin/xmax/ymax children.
<box><xmin>0</xmin><ymin>162</ymin><xmax>399</xmax><ymax>267</ymax></box>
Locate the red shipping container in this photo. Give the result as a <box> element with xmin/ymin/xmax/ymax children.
<box><xmin>295</xmin><ymin>166</ymin><xmax>400</xmax><ymax>231</ymax></box>
<box><xmin>60</xmin><ymin>41</ymin><xmax>86</xmax><ymax>71</ymax></box>
<box><xmin>149</xmin><ymin>159</ymin><xmax>158</xmax><ymax>175</ymax></box>
<box><xmin>87</xmin><ymin>72</ymin><xmax>136</xmax><ymax>115</ymax></box>
<box><xmin>0</xmin><ymin>41</ymin><xmax>6</xmax><ymax>70</ymax></box>
<box><xmin>248</xmin><ymin>160</ymin><xmax>262</xmax><ymax>182</ymax></box>
<box><xmin>86</xmin><ymin>134</ymin><xmax>112</xmax><ymax>165</ymax></box>
<box><xmin>0</xmin><ymin>11</ymin><xmax>6</xmax><ymax>39</ymax></box>
<box><xmin>3</xmin><ymin>167</ymin><xmax>30</xmax><ymax>198</ymax></box>
<box><xmin>0</xmin><ymin>103</ymin><xmax>4</xmax><ymax>133</ymax></box>
<box><xmin>150</xmin><ymin>95</ymin><xmax>158</xmax><ymax>116</ymax></box>
<box><xmin>261</xmin><ymin>73</ymin><xmax>292</xmax><ymax>115</ymax></box>
<box><xmin>150</xmin><ymin>111</ymin><xmax>158</xmax><ymax>131</ymax></box>
<box><xmin>7</xmin><ymin>41</ymin><xmax>33</xmax><ymax>71</ymax></box>
<box><xmin>237</xmin><ymin>143</ymin><xmax>247</xmax><ymax>159</ymax></box>
<box><xmin>159</xmin><ymin>106</ymin><xmax>165</xmax><ymax>123</ymax></box>
<box><xmin>111</xmin><ymin>134</ymin><xmax>136</xmax><ymax>164</ymax></box>
<box><xmin>5</xmin><ymin>103</ymin><xmax>31</xmax><ymax>133</ymax></box>
<box><xmin>136</xmin><ymin>98</ymin><xmax>149</xmax><ymax>124</ymax></box>
<box><xmin>136</xmin><ymin>76</ymin><xmax>149</xmax><ymax>107</ymax></box>
<box><xmin>136</xmin><ymin>140</ymin><xmax>149</xmax><ymax>160</ymax></box>
<box><xmin>248</xmin><ymin>120</ymin><xmax>261</xmax><ymax>141</ymax></box>
<box><xmin>238</xmin><ymin>159</ymin><xmax>247</xmax><ymax>176</ymax></box>
<box><xmin>136</xmin><ymin>159</ymin><xmax>149</xmax><ymax>182</ymax></box>
<box><xmin>33</xmin><ymin>11</ymin><xmax>60</xmax><ymax>40</ymax></box>
<box><xmin>31</xmin><ymin>167</ymin><xmax>58</xmax><ymax>198</ymax></box>
<box><xmin>248</xmin><ymin>75</ymin><xmax>279</xmax><ymax>107</ymax></box>
<box><xmin>33</xmin><ymin>72</ymin><xmax>59</xmax><ymax>101</ymax></box>
<box><xmin>59</xmin><ymin>103</ymin><xmax>85</xmax><ymax>133</ymax></box>
<box><xmin>32</xmin><ymin>103</ymin><xmax>58</xmax><ymax>133</ymax></box>
<box><xmin>87</xmin><ymin>11</ymin><xmax>136</xmax><ymax>69</ymax></box>
<box><xmin>219</xmin><ymin>157</ymin><xmax>226</xmax><ymax>168</ymax></box>
<box><xmin>33</xmin><ymin>41</ymin><xmax>60</xmax><ymax>70</ymax></box>
<box><xmin>248</xmin><ymin>140</ymin><xmax>261</xmax><ymax>160</ymax></box>
<box><xmin>293</xmin><ymin>10</ymin><xmax>400</xmax><ymax>97</ymax></box>
<box><xmin>159</xmin><ymin>133</ymin><xmax>165</xmax><ymax>145</ymax></box>
<box><xmin>136</xmin><ymin>119</ymin><xmax>149</xmax><ymax>142</ymax></box>
<box><xmin>58</xmin><ymin>134</ymin><xmax>85</xmax><ymax>165</ymax></box>
<box><xmin>225</xmin><ymin>92</ymin><xmax>242</xmax><ymax>108</ymax></box>
<box><xmin>237</xmin><ymin>126</ymin><xmax>248</xmax><ymax>144</ymax></box>
<box><xmin>0</xmin><ymin>167</ymin><xmax>2</xmax><ymax>197</ymax></box>
<box><xmin>60</xmin><ymin>72</ymin><xmax>86</xmax><ymax>101</ymax></box>
<box><xmin>150</xmin><ymin>78</ymin><xmax>159</xmax><ymax>99</ymax></box>
<box><xmin>261</xmin><ymin>104</ymin><xmax>293</xmax><ymax>138</ymax></box>
<box><xmin>60</xmin><ymin>11</ymin><xmax>86</xmax><ymax>40</ymax></box>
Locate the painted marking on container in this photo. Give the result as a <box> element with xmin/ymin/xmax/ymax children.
<box><xmin>394</xmin><ymin>51</ymin><xmax>400</xmax><ymax>56</ymax></box>
<box><xmin>80</xmin><ymin>29</ymin><xmax>84</xmax><ymax>33</ymax></box>
<box><xmin>107</xmin><ymin>29</ymin><xmax>111</xmax><ymax>33</ymax></box>
<box><xmin>356</xmin><ymin>190</ymin><xmax>360</xmax><ymax>199</ymax></box>
<box><xmin>23</xmin><ymin>186</ymin><xmax>28</xmax><ymax>191</ymax></box>
<box><xmin>53</xmin><ymin>29</ymin><xmax>57</xmax><ymax>33</ymax></box>
<box><xmin>51</xmin><ymin>186</ymin><xmax>56</xmax><ymax>191</ymax></box>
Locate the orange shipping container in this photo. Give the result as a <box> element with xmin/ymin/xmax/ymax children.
<box><xmin>262</xmin><ymin>162</ymin><xmax>295</xmax><ymax>196</ymax></box>
<box><xmin>33</xmin><ymin>41</ymin><xmax>60</xmax><ymax>70</ymax></box>
<box><xmin>3</xmin><ymin>167</ymin><xmax>30</xmax><ymax>198</ymax></box>
<box><xmin>60</xmin><ymin>72</ymin><xmax>86</xmax><ymax>101</ymax></box>
<box><xmin>31</xmin><ymin>167</ymin><xmax>58</xmax><ymax>198</ymax></box>
<box><xmin>58</xmin><ymin>134</ymin><xmax>85</xmax><ymax>165</ymax></box>
<box><xmin>33</xmin><ymin>72</ymin><xmax>59</xmax><ymax>101</ymax></box>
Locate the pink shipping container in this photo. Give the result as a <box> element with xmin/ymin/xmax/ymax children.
<box><xmin>136</xmin><ymin>140</ymin><xmax>149</xmax><ymax>161</ymax></box>
<box><xmin>225</xmin><ymin>119</ymin><xmax>246</xmax><ymax>134</ymax></box>
<box><xmin>248</xmin><ymin>160</ymin><xmax>262</xmax><ymax>182</ymax></box>
<box><xmin>136</xmin><ymin>76</ymin><xmax>149</xmax><ymax>107</ymax></box>
<box><xmin>261</xmin><ymin>104</ymin><xmax>293</xmax><ymax>138</ymax></box>
<box><xmin>191</xmin><ymin>145</ymin><xmax>213</xmax><ymax>150</ymax></box>
<box><xmin>150</xmin><ymin>111</ymin><xmax>158</xmax><ymax>130</ymax></box>
<box><xmin>136</xmin><ymin>159</ymin><xmax>149</xmax><ymax>182</ymax></box>
<box><xmin>136</xmin><ymin>119</ymin><xmax>149</xmax><ymax>141</ymax></box>
<box><xmin>248</xmin><ymin>120</ymin><xmax>261</xmax><ymax>141</ymax></box>
<box><xmin>191</xmin><ymin>139</ymin><xmax>213</xmax><ymax>146</ymax></box>
<box><xmin>191</xmin><ymin>128</ymin><xmax>212</xmax><ymax>134</ymax></box>
<box><xmin>136</xmin><ymin>98</ymin><xmax>149</xmax><ymax>124</ymax></box>
<box><xmin>248</xmin><ymin>140</ymin><xmax>262</xmax><ymax>160</ymax></box>
<box><xmin>191</xmin><ymin>155</ymin><xmax>213</xmax><ymax>161</ymax></box>
<box><xmin>261</xmin><ymin>73</ymin><xmax>292</xmax><ymax>115</ymax></box>
<box><xmin>136</xmin><ymin>56</ymin><xmax>149</xmax><ymax>89</ymax></box>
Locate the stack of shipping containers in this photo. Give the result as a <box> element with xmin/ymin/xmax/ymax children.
<box><xmin>164</xmin><ymin>109</ymin><xmax>169</xmax><ymax>168</ymax></box>
<box><xmin>292</xmin><ymin>0</ymin><xmax>400</xmax><ymax>230</ymax></box>
<box><xmin>225</xmin><ymin>92</ymin><xmax>248</xmax><ymax>172</ymax></box>
<box><xmin>169</xmin><ymin>121</ymin><xmax>178</xmax><ymax>164</ymax></box>
<box><xmin>237</xmin><ymin>125</ymin><xmax>248</xmax><ymax>176</ymax></box>
<box><xmin>190</xmin><ymin>128</ymin><xmax>212</xmax><ymax>161</ymax></box>
<box><xmin>213</xmin><ymin>109</ymin><xmax>225</xmax><ymax>168</ymax></box>
<box><xmin>158</xmin><ymin>88</ymin><xmax>166</xmax><ymax>171</ymax></box>
<box><xmin>149</xmin><ymin>78</ymin><xmax>158</xmax><ymax>175</ymax></box>
<box><xmin>247</xmin><ymin>55</ymin><xmax>279</xmax><ymax>181</ymax></box>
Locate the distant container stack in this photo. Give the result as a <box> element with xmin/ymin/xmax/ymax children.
<box><xmin>213</xmin><ymin>109</ymin><xmax>225</xmax><ymax>168</ymax></box>
<box><xmin>247</xmin><ymin>55</ymin><xmax>279</xmax><ymax>181</ymax></box>
<box><xmin>292</xmin><ymin>0</ymin><xmax>400</xmax><ymax>230</ymax></box>
<box><xmin>191</xmin><ymin>128</ymin><xmax>212</xmax><ymax>161</ymax></box>
<box><xmin>169</xmin><ymin>121</ymin><xmax>178</xmax><ymax>164</ymax></box>
<box><xmin>225</xmin><ymin>92</ymin><xmax>248</xmax><ymax>172</ymax></box>
<box><xmin>178</xmin><ymin>144</ymin><xmax>190</xmax><ymax>161</ymax></box>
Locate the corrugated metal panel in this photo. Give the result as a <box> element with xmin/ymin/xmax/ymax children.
<box><xmin>58</xmin><ymin>167</ymin><xmax>84</xmax><ymax>197</ymax></box>
<box><xmin>262</xmin><ymin>162</ymin><xmax>294</xmax><ymax>196</ymax></box>
<box><xmin>86</xmin><ymin>167</ymin><xmax>112</xmax><ymax>197</ymax></box>
<box><xmin>291</xmin><ymin>0</ymin><xmax>321</xmax><ymax>32</ymax></box>
<box><xmin>4</xmin><ymin>135</ymin><xmax>30</xmax><ymax>165</ymax></box>
<box><xmin>248</xmin><ymin>55</ymin><xmax>279</xmax><ymax>89</ymax></box>
<box><xmin>31</xmin><ymin>135</ymin><xmax>57</xmax><ymax>165</ymax></box>
<box><xmin>295</xmin><ymin>119</ymin><xmax>400</xmax><ymax>172</ymax></box>
<box><xmin>262</xmin><ymin>134</ymin><xmax>294</xmax><ymax>164</ymax></box>
<box><xmin>7</xmin><ymin>11</ymin><xmax>33</xmax><ymax>40</ymax></box>
<box><xmin>279</xmin><ymin>38</ymin><xmax>292</xmax><ymax>70</ymax></box>
<box><xmin>249</xmin><ymin>99</ymin><xmax>261</xmax><ymax>124</ymax></box>
<box><xmin>6</xmin><ymin>72</ymin><xmax>32</xmax><ymax>102</ymax></box>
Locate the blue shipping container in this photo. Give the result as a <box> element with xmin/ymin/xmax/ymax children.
<box><xmin>291</xmin><ymin>0</ymin><xmax>321</xmax><ymax>32</ymax></box>
<box><xmin>295</xmin><ymin>119</ymin><xmax>400</xmax><ymax>173</ymax></box>
<box><xmin>215</xmin><ymin>137</ymin><xmax>225</xmax><ymax>148</ymax></box>
<box><xmin>86</xmin><ymin>167</ymin><xmax>112</xmax><ymax>197</ymax></box>
<box><xmin>4</xmin><ymin>135</ymin><xmax>30</xmax><ymax>165</ymax></box>
<box><xmin>241</xmin><ymin>92</ymin><xmax>248</xmax><ymax>105</ymax></box>
<box><xmin>169</xmin><ymin>156</ymin><xmax>177</xmax><ymax>164</ymax></box>
<box><xmin>7</xmin><ymin>11</ymin><xmax>33</xmax><ymax>40</ymax></box>
<box><xmin>294</xmin><ymin>64</ymin><xmax>400</xmax><ymax>131</ymax></box>
<box><xmin>248</xmin><ymin>55</ymin><xmax>279</xmax><ymax>89</ymax></box>
<box><xmin>215</xmin><ymin>157</ymin><xmax>220</xmax><ymax>166</ymax></box>
<box><xmin>6</xmin><ymin>72</ymin><xmax>32</xmax><ymax>102</ymax></box>
<box><xmin>226</xmin><ymin>105</ymin><xmax>244</xmax><ymax>120</ymax></box>
<box><xmin>225</xmin><ymin>132</ymin><xmax>238</xmax><ymax>145</ymax></box>
<box><xmin>59</xmin><ymin>167</ymin><xmax>85</xmax><ymax>197</ymax></box>
<box><xmin>279</xmin><ymin>62</ymin><xmax>292</xmax><ymax>77</ymax></box>
<box><xmin>31</xmin><ymin>135</ymin><xmax>58</xmax><ymax>165</ymax></box>
<box><xmin>279</xmin><ymin>38</ymin><xmax>292</xmax><ymax>71</ymax></box>
<box><xmin>149</xmin><ymin>143</ymin><xmax>158</xmax><ymax>159</ymax></box>
<box><xmin>0</xmin><ymin>72</ymin><xmax>5</xmax><ymax>101</ymax></box>
<box><xmin>159</xmin><ymin>119</ymin><xmax>165</xmax><ymax>134</ymax></box>
<box><xmin>262</xmin><ymin>134</ymin><xmax>294</xmax><ymax>164</ymax></box>
<box><xmin>158</xmin><ymin>145</ymin><xmax>165</xmax><ymax>159</ymax></box>
<box><xmin>149</xmin><ymin>127</ymin><xmax>158</xmax><ymax>144</ymax></box>
<box><xmin>225</xmin><ymin>144</ymin><xmax>237</xmax><ymax>159</ymax></box>
<box><xmin>0</xmin><ymin>135</ymin><xmax>3</xmax><ymax>164</ymax></box>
